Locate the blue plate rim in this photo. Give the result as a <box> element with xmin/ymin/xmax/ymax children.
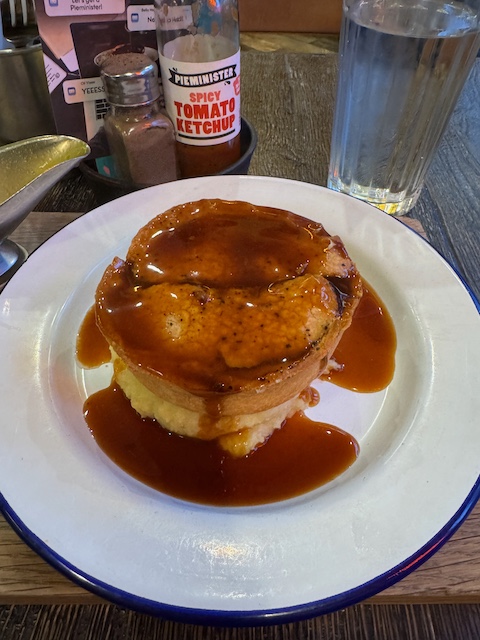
<box><xmin>1</xmin><ymin>476</ymin><xmax>479</xmax><ymax>627</ymax></box>
<box><xmin>1</xmin><ymin>179</ymin><xmax>479</xmax><ymax>626</ymax></box>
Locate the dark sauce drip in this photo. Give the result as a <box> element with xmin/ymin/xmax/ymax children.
<box><xmin>77</xmin><ymin>282</ymin><xmax>395</xmax><ymax>506</ymax></box>
<box><xmin>83</xmin><ymin>383</ymin><xmax>358</xmax><ymax>507</ymax></box>
<box><xmin>322</xmin><ymin>284</ymin><xmax>396</xmax><ymax>392</ymax></box>
<box><xmin>76</xmin><ymin>305</ymin><xmax>111</xmax><ymax>368</ymax></box>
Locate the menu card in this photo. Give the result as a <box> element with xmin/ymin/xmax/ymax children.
<box><xmin>34</xmin><ymin>0</ymin><xmax>160</xmax><ymax>160</ymax></box>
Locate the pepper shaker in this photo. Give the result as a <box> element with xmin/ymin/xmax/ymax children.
<box><xmin>100</xmin><ymin>53</ymin><xmax>178</xmax><ymax>187</ymax></box>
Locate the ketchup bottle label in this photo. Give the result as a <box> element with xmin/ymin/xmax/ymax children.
<box><xmin>159</xmin><ymin>48</ymin><xmax>241</xmax><ymax>147</ymax></box>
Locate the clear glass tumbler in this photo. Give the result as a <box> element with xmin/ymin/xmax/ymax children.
<box><xmin>328</xmin><ymin>0</ymin><xmax>480</xmax><ymax>215</ymax></box>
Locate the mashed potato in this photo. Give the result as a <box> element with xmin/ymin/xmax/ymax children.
<box><xmin>113</xmin><ymin>350</ymin><xmax>309</xmax><ymax>457</ymax></box>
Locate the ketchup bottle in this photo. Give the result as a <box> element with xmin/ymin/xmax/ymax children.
<box><xmin>155</xmin><ymin>0</ymin><xmax>241</xmax><ymax>177</ymax></box>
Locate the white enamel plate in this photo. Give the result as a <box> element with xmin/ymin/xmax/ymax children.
<box><xmin>0</xmin><ymin>176</ymin><xmax>479</xmax><ymax>625</ymax></box>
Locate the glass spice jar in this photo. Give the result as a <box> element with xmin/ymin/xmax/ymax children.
<box><xmin>99</xmin><ymin>53</ymin><xmax>179</xmax><ymax>187</ymax></box>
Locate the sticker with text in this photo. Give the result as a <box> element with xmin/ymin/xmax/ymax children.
<box><xmin>127</xmin><ymin>4</ymin><xmax>155</xmax><ymax>31</ymax></box>
<box><xmin>156</xmin><ymin>4</ymin><xmax>192</xmax><ymax>31</ymax></box>
<box><xmin>160</xmin><ymin>50</ymin><xmax>240</xmax><ymax>146</ymax></box>
<box><xmin>63</xmin><ymin>77</ymin><xmax>106</xmax><ymax>104</ymax></box>
<box><xmin>44</xmin><ymin>0</ymin><xmax>125</xmax><ymax>18</ymax></box>
<box><xmin>43</xmin><ymin>53</ymin><xmax>67</xmax><ymax>92</ymax></box>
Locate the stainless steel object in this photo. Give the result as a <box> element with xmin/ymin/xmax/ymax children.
<box><xmin>0</xmin><ymin>39</ymin><xmax>56</xmax><ymax>145</ymax></box>
<box><xmin>3</xmin><ymin>0</ymin><xmax>36</xmax><ymax>29</ymax></box>
<box><xmin>0</xmin><ymin>135</ymin><xmax>90</xmax><ymax>286</ymax></box>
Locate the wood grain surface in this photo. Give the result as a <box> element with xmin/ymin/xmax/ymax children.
<box><xmin>1</xmin><ymin>52</ymin><xmax>479</xmax><ymax>638</ymax></box>
<box><xmin>1</xmin><ymin>603</ymin><xmax>480</xmax><ymax>640</ymax></box>
<box><xmin>238</xmin><ymin>0</ymin><xmax>342</xmax><ymax>34</ymax></box>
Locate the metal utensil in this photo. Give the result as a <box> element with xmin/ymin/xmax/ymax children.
<box><xmin>0</xmin><ymin>38</ymin><xmax>56</xmax><ymax>144</ymax></box>
<box><xmin>3</xmin><ymin>0</ymin><xmax>35</xmax><ymax>30</ymax></box>
<box><xmin>0</xmin><ymin>135</ymin><xmax>90</xmax><ymax>286</ymax></box>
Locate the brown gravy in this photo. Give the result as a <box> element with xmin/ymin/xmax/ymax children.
<box><xmin>83</xmin><ymin>383</ymin><xmax>358</xmax><ymax>506</ymax></box>
<box><xmin>77</xmin><ymin>282</ymin><xmax>395</xmax><ymax>506</ymax></box>
<box><xmin>322</xmin><ymin>283</ymin><xmax>397</xmax><ymax>392</ymax></box>
<box><xmin>76</xmin><ymin>305</ymin><xmax>110</xmax><ymax>368</ymax></box>
<box><xmin>94</xmin><ymin>201</ymin><xmax>362</xmax><ymax>398</ymax></box>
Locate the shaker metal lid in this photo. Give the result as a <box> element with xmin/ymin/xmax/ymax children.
<box><xmin>98</xmin><ymin>53</ymin><xmax>161</xmax><ymax>106</ymax></box>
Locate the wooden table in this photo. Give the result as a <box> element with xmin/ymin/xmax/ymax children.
<box><xmin>1</xmin><ymin>52</ymin><xmax>479</xmax><ymax>639</ymax></box>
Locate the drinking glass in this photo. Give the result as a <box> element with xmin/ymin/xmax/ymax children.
<box><xmin>328</xmin><ymin>0</ymin><xmax>480</xmax><ymax>215</ymax></box>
